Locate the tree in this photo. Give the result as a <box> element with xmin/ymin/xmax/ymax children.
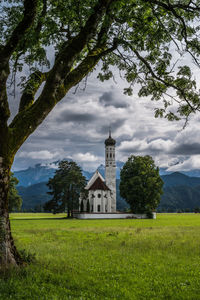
<box><xmin>120</xmin><ymin>155</ymin><xmax>163</xmax><ymax>213</ymax></box>
<box><xmin>8</xmin><ymin>174</ymin><xmax>22</xmax><ymax>212</ymax></box>
<box><xmin>0</xmin><ymin>0</ymin><xmax>200</xmax><ymax>267</ymax></box>
<box><xmin>44</xmin><ymin>160</ymin><xmax>87</xmax><ymax>218</ymax></box>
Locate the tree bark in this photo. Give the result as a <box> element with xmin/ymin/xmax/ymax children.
<box><xmin>67</xmin><ymin>208</ymin><xmax>70</xmax><ymax>218</ymax></box>
<box><xmin>0</xmin><ymin>158</ymin><xmax>22</xmax><ymax>268</ymax></box>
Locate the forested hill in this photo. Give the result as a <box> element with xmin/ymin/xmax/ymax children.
<box><xmin>16</xmin><ymin>171</ymin><xmax>200</xmax><ymax>212</ymax></box>
<box><xmin>162</xmin><ymin>172</ymin><xmax>200</xmax><ymax>188</ymax></box>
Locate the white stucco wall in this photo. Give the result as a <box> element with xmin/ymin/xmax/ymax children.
<box><xmin>74</xmin><ymin>212</ymin><xmax>156</xmax><ymax>219</ymax></box>
<box><xmin>88</xmin><ymin>189</ymin><xmax>112</xmax><ymax>213</ymax></box>
<box><xmin>105</xmin><ymin>145</ymin><xmax>116</xmax><ymax>212</ymax></box>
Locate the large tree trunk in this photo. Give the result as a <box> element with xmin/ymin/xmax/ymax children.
<box><xmin>0</xmin><ymin>158</ymin><xmax>22</xmax><ymax>268</ymax></box>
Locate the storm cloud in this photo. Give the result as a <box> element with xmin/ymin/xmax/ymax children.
<box><xmin>57</xmin><ymin>110</ymin><xmax>96</xmax><ymax>123</ymax></box>
<box><xmin>170</xmin><ymin>143</ymin><xmax>200</xmax><ymax>155</ymax></box>
<box><xmin>99</xmin><ymin>91</ymin><xmax>129</xmax><ymax>108</ymax></box>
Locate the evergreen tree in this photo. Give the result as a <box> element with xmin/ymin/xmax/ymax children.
<box><xmin>8</xmin><ymin>174</ymin><xmax>22</xmax><ymax>212</ymax></box>
<box><xmin>44</xmin><ymin>160</ymin><xmax>87</xmax><ymax>218</ymax></box>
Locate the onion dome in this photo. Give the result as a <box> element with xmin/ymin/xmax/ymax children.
<box><xmin>104</xmin><ymin>130</ymin><xmax>116</xmax><ymax>146</ymax></box>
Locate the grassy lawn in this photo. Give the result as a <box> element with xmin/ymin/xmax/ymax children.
<box><xmin>0</xmin><ymin>213</ymin><xmax>200</xmax><ymax>299</ymax></box>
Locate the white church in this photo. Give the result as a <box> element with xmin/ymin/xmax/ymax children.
<box><xmin>80</xmin><ymin>130</ymin><xmax>116</xmax><ymax>213</ymax></box>
<box><xmin>77</xmin><ymin>131</ymin><xmax>156</xmax><ymax>219</ymax></box>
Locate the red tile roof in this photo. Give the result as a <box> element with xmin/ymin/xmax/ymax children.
<box><xmin>88</xmin><ymin>177</ymin><xmax>110</xmax><ymax>191</ymax></box>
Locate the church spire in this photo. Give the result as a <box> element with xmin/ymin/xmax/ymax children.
<box><xmin>105</xmin><ymin>128</ymin><xmax>116</xmax><ymax>146</ymax></box>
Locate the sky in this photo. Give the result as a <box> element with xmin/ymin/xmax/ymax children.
<box><xmin>10</xmin><ymin>60</ymin><xmax>200</xmax><ymax>173</ymax></box>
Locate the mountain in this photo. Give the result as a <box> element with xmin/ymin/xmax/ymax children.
<box><xmin>17</xmin><ymin>182</ymin><xmax>51</xmax><ymax>211</ymax></box>
<box><xmin>14</xmin><ymin>160</ymin><xmax>124</xmax><ymax>187</ymax></box>
<box><xmin>159</xmin><ymin>185</ymin><xmax>200</xmax><ymax>211</ymax></box>
<box><xmin>162</xmin><ymin>172</ymin><xmax>200</xmax><ymax>188</ymax></box>
<box><xmin>181</xmin><ymin>170</ymin><xmax>200</xmax><ymax>177</ymax></box>
<box><xmin>158</xmin><ymin>172</ymin><xmax>200</xmax><ymax>211</ymax></box>
<box><xmin>14</xmin><ymin>163</ymin><xmax>57</xmax><ymax>186</ymax></box>
<box><xmin>14</xmin><ymin>159</ymin><xmax>200</xmax><ymax>188</ymax></box>
<box><xmin>160</xmin><ymin>167</ymin><xmax>200</xmax><ymax>178</ymax></box>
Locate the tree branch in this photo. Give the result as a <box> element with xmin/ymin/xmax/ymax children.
<box><xmin>0</xmin><ymin>0</ymin><xmax>38</xmax><ymax>61</ymax></box>
<box><xmin>19</xmin><ymin>70</ymin><xmax>48</xmax><ymax>112</ymax></box>
<box><xmin>132</xmin><ymin>47</ymin><xmax>199</xmax><ymax>113</ymax></box>
<box><xmin>0</xmin><ymin>0</ymin><xmax>38</xmax><ymax>126</ymax></box>
<box><xmin>8</xmin><ymin>0</ymin><xmax>115</xmax><ymax>154</ymax></box>
<box><xmin>43</xmin><ymin>0</ymin><xmax>115</xmax><ymax>97</ymax></box>
<box><xmin>147</xmin><ymin>0</ymin><xmax>200</xmax><ymax>12</ymax></box>
<box><xmin>35</xmin><ymin>0</ymin><xmax>47</xmax><ymax>39</ymax></box>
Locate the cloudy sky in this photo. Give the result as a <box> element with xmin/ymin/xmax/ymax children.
<box><xmin>10</xmin><ymin>61</ymin><xmax>200</xmax><ymax>173</ymax></box>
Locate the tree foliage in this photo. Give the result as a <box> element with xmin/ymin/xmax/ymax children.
<box><xmin>120</xmin><ymin>155</ymin><xmax>163</xmax><ymax>213</ymax></box>
<box><xmin>8</xmin><ymin>173</ymin><xmax>22</xmax><ymax>212</ymax></box>
<box><xmin>44</xmin><ymin>160</ymin><xmax>87</xmax><ymax>217</ymax></box>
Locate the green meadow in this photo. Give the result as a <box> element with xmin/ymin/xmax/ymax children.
<box><xmin>1</xmin><ymin>213</ymin><xmax>200</xmax><ymax>299</ymax></box>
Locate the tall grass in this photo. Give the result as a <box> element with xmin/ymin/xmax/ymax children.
<box><xmin>0</xmin><ymin>213</ymin><xmax>199</xmax><ymax>299</ymax></box>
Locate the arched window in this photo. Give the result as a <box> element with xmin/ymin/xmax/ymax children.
<box><xmin>98</xmin><ymin>193</ymin><xmax>101</xmax><ymax>198</ymax></box>
<box><xmin>110</xmin><ymin>153</ymin><xmax>112</xmax><ymax>158</ymax></box>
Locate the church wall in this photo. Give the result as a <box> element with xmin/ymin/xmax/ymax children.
<box><xmin>74</xmin><ymin>212</ymin><xmax>157</xmax><ymax>219</ymax></box>
<box><xmin>88</xmin><ymin>189</ymin><xmax>112</xmax><ymax>213</ymax></box>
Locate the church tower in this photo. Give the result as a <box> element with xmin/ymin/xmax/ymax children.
<box><xmin>105</xmin><ymin>130</ymin><xmax>116</xmax><ymax>212</ymax></box>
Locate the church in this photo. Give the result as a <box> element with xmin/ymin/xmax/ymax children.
<box><xmin>77</xmin><ymin>131</ymin><xmax>156</xmax><ymax>219</ymax></box>
<box><xmin>80</xmin><ymin>131</ymin><xmax>116</xmax><ymax>213</ymax></box>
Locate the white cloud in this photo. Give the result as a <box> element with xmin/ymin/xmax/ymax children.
<box><xmin>167</xmin><ymin>156</ymin><xmax>200</xmax><ymax>172</ymax></box>
<box><xmin>72</xmin><ymin>152</ymin><xmax>100</xmax><ymax>162</ymax></box>
<box><xmin>18</xmin><ymin>150</ymin><xmax>60</xmax><ymax>160</ymax></box>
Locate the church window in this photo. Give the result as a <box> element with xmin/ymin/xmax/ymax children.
<box><xmin>98</xmin><ymin>193</ymin><xmax>101</xmax><ymax>198</ymax></box>
<box><xmin>107</xmin><ymin>153</ymin><xmax>108</xmax><ymax>158</ymax></box>
<box><xmin>98</xmin><ymin>205</ymin><xmax>101</xmax><ymax>212</ymax></box>
<box><xmin>110</xmin><ymin>153</ymin><xmax>112</xmax><ymax>158</ymax></box>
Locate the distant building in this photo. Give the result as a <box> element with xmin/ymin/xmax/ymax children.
<box><xmin>80</xmin><ymin>131</ymin><xmax>116</xmax><ymax>213</ymax></box>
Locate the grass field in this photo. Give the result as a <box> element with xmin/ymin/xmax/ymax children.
<box><xmin>0</xmin><ymin>213</ymin><xmax>200</xmax><ymax>299</ymax></box>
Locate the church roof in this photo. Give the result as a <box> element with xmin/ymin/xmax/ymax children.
<box><xmin>88</xmin><ymin>177</ymin><xmax>110</xmax><ymax>191</ymax></box>
<box><xmin>105</xmin><ymin>131</ymin><xmax>116</xmax><ymax>146</ymax></box>
<box><xmin>86</xmin><ymin>170</ymin><xmax>105</xmax><ymax>190</ymax></box>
